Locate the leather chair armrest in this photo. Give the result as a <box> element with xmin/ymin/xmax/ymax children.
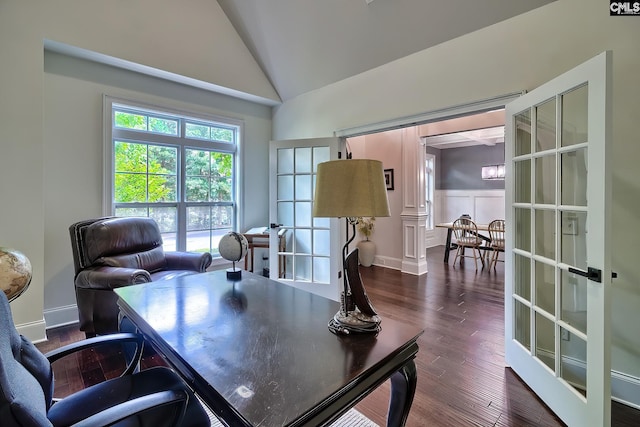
<box><xmin>164</xmin><ymin>251</ymin><xmax>212</xmax><ymax>272</ymax></box>
<box><xmin>75</xmin><ymin>267</ymin><xmax>152</xmax><ymax>290</ymax></box>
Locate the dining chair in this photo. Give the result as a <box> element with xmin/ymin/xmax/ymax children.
<box><xmin>487</xmin><ymin>219</ymin><xmax>506</xmax><ymax>270</ymax></box>
<box><xmin>452</xmin><ymin>218</ymin><xmax>485</xmax><ymax>271</ymax></box>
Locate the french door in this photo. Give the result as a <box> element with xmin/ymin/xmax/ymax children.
<box><xmin>268</xmin><ymin>137</ymin><xmax>342</xmax><ymax>300</ymax></box>
<box><xmin>505</xmin><ymin>51</ymin><xmax>612</xmax><ymax>426</ymax></box>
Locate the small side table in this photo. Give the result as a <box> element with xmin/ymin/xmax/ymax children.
<box><xmin>243</xmin><ymin>228</ymin><xmax>287</xmax><ymax>277</ymax></box>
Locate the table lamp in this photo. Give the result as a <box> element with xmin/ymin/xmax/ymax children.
<box><xmin>313</xmin><ymin>159</ymin><xmax>390</xmax><ymax>335</ymax></box>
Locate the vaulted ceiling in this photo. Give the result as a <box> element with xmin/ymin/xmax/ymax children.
<box><xmin>217</xmin><ymin>0</ymin><xmax>556</xmax><ymax>101</ymax></box>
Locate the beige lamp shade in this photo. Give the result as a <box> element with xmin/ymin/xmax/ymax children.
<box><xmin>313</xmin><ymin>159</ymin><xmax>390</xmax><ymax>218</ymax></box>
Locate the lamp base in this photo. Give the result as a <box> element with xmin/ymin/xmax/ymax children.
<box><xmin>328</xmin><ymin>310</ymin><xmax>381</xmax><ymax>335</ymax></box>
<box><xmin>226</xmin><ymin>268</ymin><xmax>242</xmax><ymax>281</ymax></box>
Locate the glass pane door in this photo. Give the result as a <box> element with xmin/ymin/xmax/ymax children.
<box><xmin>269</xmin><ymin>138</ymin><xmax>341</xmax><ymax>300</ymax></box>
<box><xmin>505</xmin><ymin>52</ymin><xmax>612</xmax><ymax>427</ymax></box>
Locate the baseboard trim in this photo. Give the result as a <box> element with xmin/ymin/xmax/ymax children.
<box><xmin>44</xmin><ymin>304</ymin><xmax>79</xmax><ymax>329</ymax></box>
<box><xmin>538</xmin><ymin>349</ymin><xmax>640</xmax><ymax>410</ymax></box>
<box><xmin>612</xmin><ymin>370</ymin><xmax>640</xmax><ymax>410</ymax></box>
<box><xmin>401</xmin><ymin>260</ymin><xmax>428</xmax><ymax>276</ymax></box>
<box><xmin>370</xmin><ymin>255</ymin><xmax>429</xmax><ymax>276</ymax></box>
<box><xmin>371</xmin><ymin>255</ymin><xmax>402</xmax><ymax>271</ymax></box>
<box><xmin>17</xmin><ymin>319</ymin><xmax>47</xmax><ymax>343</ymax></box>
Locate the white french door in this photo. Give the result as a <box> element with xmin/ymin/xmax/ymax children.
<box><xmin>504</xmin><ymin>51</ymin><xmax>612</xmax><ymax>426</ymax></box>
<box><xmin>268</xmin><ymin>137</ymin><xmax>342</xmax><ymax>300</ymax></box>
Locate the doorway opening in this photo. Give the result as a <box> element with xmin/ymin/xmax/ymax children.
<box><xmin>342</xmin><ymin>107</ymin><xmax>507</xmax><ymax>271</ymax></box>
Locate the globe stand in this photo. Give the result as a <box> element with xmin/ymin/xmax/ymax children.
<box><xmin>226</xmin><ymin>261</ymin><xmax>242</xmax><ymax>280</ymax></box>
<box><xmin>219</xmin><ymin>232</ymin><xmax>249</xmax><ymax>281</ymax></box>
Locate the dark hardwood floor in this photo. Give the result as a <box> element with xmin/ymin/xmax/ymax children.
<box><xmin>36</xmin><ymin>246</ymin><xmax>639</xmax><ymax>426</ymax></box>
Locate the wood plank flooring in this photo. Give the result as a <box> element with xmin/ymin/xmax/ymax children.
<box><xmin>35</xmin><ymin>246</ymin><xmax>639</xmax><ymax>426</ymax></box>
<box><xmin>355</xmin><ymin>247</ymin><xmax>639</xmax><ymax>426</ymax></box>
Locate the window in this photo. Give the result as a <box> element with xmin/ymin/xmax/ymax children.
<box><xmin>106</xmin><ymin>99</ymin><xmax>240</xmax><ymax>257</ymax></box>
<box><xmin>425</xmin><ymin>154</ymin><xmax>435</xmax><ymax>230</ymax></box>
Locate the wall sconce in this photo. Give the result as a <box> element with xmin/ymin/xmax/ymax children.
<box><xmin>482</xmin><ymin>164</ymin><xmax>505</xmax><ymax>180</ymax></box>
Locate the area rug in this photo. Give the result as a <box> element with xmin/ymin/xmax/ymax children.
<box><xmin>203</xmin><ymin>402</ymin><xmax>379</xmax><ymax>427</ymax></box>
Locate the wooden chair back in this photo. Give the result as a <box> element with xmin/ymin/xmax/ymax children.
<box><xmin>451</xmin><ymin>218</ymin><xmax>484</xmax><ymax>270</ymax></box>
<box><xmin>452</xmin><ymin>218</ymin><xmax>480</xmax><ymax>246</ymax></box>
<box><xmin>488</xmin><ymin>219</ymin><xmax>505</xmax><ymax>250</ymax></box>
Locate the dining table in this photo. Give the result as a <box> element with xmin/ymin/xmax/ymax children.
<box><xmin>435</xmin><ymin>222</ymin><xmax>492</xmax><ymax>263</ymax></box>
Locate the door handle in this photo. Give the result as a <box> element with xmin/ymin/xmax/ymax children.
<box><xmin>567</xmin><ymin>267</ymin><xmax>618</xmax><ymax>283</ymax></box>
<box><xmin>270</xmin><ymin>223</ymin><xmax>283</xmax><ymax>229</ymax></box>
<box><xmin>568</xmin><ymin>266</ymin><xmax>602</xmax><ymax>283</ymax></box>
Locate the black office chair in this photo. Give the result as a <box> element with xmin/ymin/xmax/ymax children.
<box><xmin>0</xmin><ymin>292</ymin><xmax>210</xmax><ymax>427</ymax></box>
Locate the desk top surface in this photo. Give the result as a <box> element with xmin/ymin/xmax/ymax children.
<box><xmin>116</xmin><ymin>271</ymin><xmax>422</xmax><ymax>426</ymax></box>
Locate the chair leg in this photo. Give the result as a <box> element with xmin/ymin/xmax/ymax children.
<box><xmin>496</xmin><ymin>250</ymin><xmax>504</xmax><ymax>269</ymax></box>
<box><xmin>471</xmin><ymin>246</ymin><xmax>479</xmax><ymax>271</ymax></box>
<box><xmin>490</xmin><ymin>249</ymin><xmax>501</xmax><ymax>270</ymax></box>
<box><xmin>455</xmin><ymin>244</ymin><xmax>468</xmax><ymax>267</ymax></box>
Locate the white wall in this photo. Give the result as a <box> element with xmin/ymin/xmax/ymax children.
<box><xmin>0</xmin><ymin>3</ymin><xmax>46</xmax><ymax>336</ymax></box>
<box><xmin>271</xmin><ymin>0</ymin><xmax>640</xmax><ymax>382</ymax></box>
<box><xmin>0</xmin><ymin>1</ymin><xmax>276</xmax><ymax>340</ymax></box>
<box><xmin>348</xmin><ymin>130</ymin><xmax>404</xmax><ymax>269</ymax></box>
<box><xmin>42</xmin><ymin>52</ymin><xmax>273</xmax><ymax>328</ymax></box>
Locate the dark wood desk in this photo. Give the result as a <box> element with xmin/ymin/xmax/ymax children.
<box><xmin>115</xmin><ymin>271</ymin><xmax>422</xmax><ymax>427</ymax></box>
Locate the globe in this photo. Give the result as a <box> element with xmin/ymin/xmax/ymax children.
<box><xmin>218</xmin><ymin>232</ymin><xmax>249</xmax><ymax>263</ymax></box>
<box><xmin>0</xmin><ymin>247</ymin><xmax>32</xmax><ymax>302</ymax></box>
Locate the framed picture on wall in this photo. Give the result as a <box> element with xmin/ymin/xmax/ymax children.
<box><xmin>384</xmin><ymin>169</ymin><xmax>394</xmax><ymax>191</ymax></box>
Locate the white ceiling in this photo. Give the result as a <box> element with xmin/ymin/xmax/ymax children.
<box><xmin>217</xmin><ymin>0</ymin><xmax>555</xmax><ymax>101</ymax></box>
<box><xmin>422</xmin><ymin>126</ymin><xmax>504</xmax><ymax>149</ymax></box>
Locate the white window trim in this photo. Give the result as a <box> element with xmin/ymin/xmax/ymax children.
<box><xmin>102</xmin><ymin>94</ymin><xmax>244</xmax><ymax>256</ymax></box>
<box><xmin>425</xmin><ymin>153</ymin><xmax>436</xmax><ymax>230</ymax></box>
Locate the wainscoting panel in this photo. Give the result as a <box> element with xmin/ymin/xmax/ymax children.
<box><xmin>425</xmin><ymin>228</ymin><xmax>439</xmax><ymax>250</ymax></box>
<box><xmin>475</xmin><ymin>193</ymin><xmax>506</xmax><ymax>224</ymax></box>
<box><xmin>433</xmin><ymin>189</ymin><xmax>505</xmax><ymax>246</ymax></box>
<box><xmin>441</xmin><ymin>194</ymin><xmax>474</xmax><ymax>222</ymax></box>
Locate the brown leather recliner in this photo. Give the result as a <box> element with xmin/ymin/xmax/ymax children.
<box><xmin>69</xmin><ymin>217</ymin><xmax>212</xmax><ymax>336</ymax></box>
